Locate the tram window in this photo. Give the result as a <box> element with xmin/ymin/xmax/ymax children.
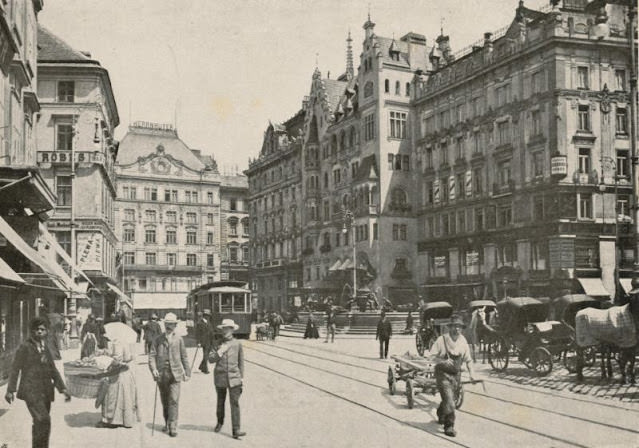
<box><xmin>233</xmin><ymin>294</ymin><xmax>246</xmax><ymax>312</ymax></box>
<box><xmin>213</xmin><ymin>295</ymin><xmax>221</xmax><ymax>313</ymax></box>
<box><xmin>221</xmin><ymin>294</ymin><xmax>233</xmax><ymax>312</ymax></box>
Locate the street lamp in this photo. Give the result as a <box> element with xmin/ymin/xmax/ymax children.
<box><xmin>600</xmin><ymin>156</ymin><xmax>620</xmax><ymax>301</ymax></box>
<box><xmin>342</xmin><ymin>208</ymin><xmax>356</xmax><ymax>300</ymax></box>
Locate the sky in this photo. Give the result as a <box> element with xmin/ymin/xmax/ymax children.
<box><xmin>39</xmin><ymin>0</ymin><xmax>550</xmax><ymax>174</ymax></box>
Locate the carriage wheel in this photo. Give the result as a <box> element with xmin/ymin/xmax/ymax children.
<box><xmin>562</xmin><ymin>349</ymin><xmax>578</xmax><ymax>373</ymax></box>
<box><xmin>387</xmin><ymin>367</ymin><xmax>396</xmax><ymax>395</ymax></box>
<box><xmin>427</xmin><ymin>335</ymin><xmax>438</xmax><ymax>351</ymax></box>
<box><xmin>584</xmin><ymin>347</ymin><xmax>597</xmax><ymax>367</ymax></box>
<box><xmin>531</xmin><ymin>347</ymin><xmax>553</xmax><ymax>376</ymax></box>
<box><xmin>416</xmin><ymin>333</ymin><xmax>425</xmax><ymax>356</ymax></box>
<box><xmin>454</xmin><ymin>383</ymin><xmax>464</xmax><ymax>409</ymax></box>
<box><xmin>406</xmin><ymin>378</ymin><xmax>414</xmax><ymax>409</ymax></box>
<box><xmin>488</xmin><ymin>337</ymin><xmax>509</xmax><ymax>371</ymax></box>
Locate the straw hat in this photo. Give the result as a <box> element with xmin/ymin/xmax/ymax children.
<box><xmin>203</xmin><ymin>309</ymin><xmax>212</xmax><ymax>315</ymax></box>
<box><xmin>163</xmin><ymin>312</ymin><xmax>178</xmax><ymax>324</ymax></box>
<box><xmin>217</xmin><ymin>318</ymin><xmax>239</xmax><ymax>330</ymax></box>
<box><xmin>449</xmin><ymin>315</ymin><xmax>466</xmax><ymax>328</ymax></box>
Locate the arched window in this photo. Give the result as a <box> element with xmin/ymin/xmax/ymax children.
<box><xmin>340</xmin><ymin>131</ymin><xmax>346</xmax><ymax>152</ymax></box>
<box><xmin>331</xmin><ymin>135</ymin><xmax>337</xmax><ymax>155</ymax></box>
<box><xmin>395</xmin><ymin>81</ymin><xmax>401</xmax><ymax>95</ymax></box>
<box><xmin>364</xmin><ymin>81</ymin><xmax>374</xmax><ymax>98</ymax></box>
<box><xmin>391</xmin><ymin>187</ymin><xmax>408</xmax><ymax>205</ymax></box>
<box><xmin>349</xmin><ymin>127</ymin><xmax>355</xmax><ymax>148</ymax></box>
<box><xmin>405</xmin><ymin>82</ymin><xmax>411</xmax><ymax>96</ymax></box>
<box><xmin>384</xmin><ymin>79</ymin><xmax>390</xmax><ymax>93</ymax></box>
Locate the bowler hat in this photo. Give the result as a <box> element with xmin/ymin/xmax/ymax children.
<box><xmin>217</xmin><ymin>318</ymin><xmax>239</xmax><ymax>330</ymax></box>
<box><xmin>203</xmin><ymin>309</ymin><xmax>212</xmax><ymax>315</ymax></box>
<box><xmin>449</xmin><ymin>315</ymin><xmax>466</xmax><ymax>328</ymax></box>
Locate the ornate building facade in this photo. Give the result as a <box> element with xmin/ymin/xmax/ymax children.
<box><xmin>115</xmin><ymin>122</ymin><xmax>248</xmax><ymax>317</ymax></box>
<box><xmin>413</xmin><ymin>0</ymin><xmax>635</xmax><ymax>304</ymax></box>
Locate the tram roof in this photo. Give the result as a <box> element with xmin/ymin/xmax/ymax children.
<box><xmin>204</xmin><ymin>286</ymin><xmax>251</xmax><ymax>294</ymax></box>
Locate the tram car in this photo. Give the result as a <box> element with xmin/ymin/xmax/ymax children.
<box><xmin>187</xmin><ymin>280</ymin><xmax>253</xmax><ymax>337</ymax></box>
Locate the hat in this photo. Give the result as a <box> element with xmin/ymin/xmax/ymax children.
<box><xmin>217</xmin><ymin>318</ymin><xmax>239</xmax><ymax>330</ymax></box>
<box><xmin>448</xmin><ymin>315</ymin><xmax>466</xmax><ymax>328</ymax></box>
<box><xmin>163</xmin><ymin>312</ymin><xmax>178</xmax><ymax>323</ymax></box>
<box><xmin>151</xmin><ymin>313</ymin><xmax>158</xmax><ymax>320</ymax></box>
<box><xmin>203</xmin><ymin>309</ymin><xmax>212</xmax><ymax>315</ymax></box>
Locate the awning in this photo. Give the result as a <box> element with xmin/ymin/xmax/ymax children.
<box><xmin>328</xmin><ymin>259</ymin><xmax>344</xmax><ymax>271</ymax></box>
<box><xmin>132</xmin><ymin>293</ymin><xmax>187</xmax><ymax>310</ymax></box>
<box><xmin>107</xmin><ymin>283</ymin><xmax>133</xmax><ymax>308</ymax></box>
<box><xmin>0</xmin><ymin>255</ymin><xmax>24</xmax><ymax>284</ymax></box>
<box><xmin>38</xmin><ymin>223</ymin><xmax>93</xmax><ymax>286</ymax></box>
<box><xmin>341</xmin><ymin>258</ymin><xmax>353</xmax><ymax>270</ymax></box>
<box><xmin>620</xmin><ymin>278</ymin><xmax>634</xmax><ymax>295</ymax></box>
<box><xmin>577</xmin><ymin>278</ymin><xmax>611</xmax><ymax>297</ymax></box>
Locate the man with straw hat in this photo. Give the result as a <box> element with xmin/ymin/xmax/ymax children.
<box><xmin>427</xmin><ymin>314</ymin><xmax>475</xmax><ymax>438</ymax></box>
<box><xmin>148</xmin><ymin>312</ymin><xmax>190</xmax><ymax>437</ymax></box>
<box><xmin>209</xmin><ymin>318</ymin><xmax>245</xmax><ymax>439</ymax></box>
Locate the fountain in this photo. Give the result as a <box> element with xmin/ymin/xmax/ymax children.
<box><xmin>341</xmin><ymin>284</ymin><xmax>353</xmax><ymax>307</ymax></box>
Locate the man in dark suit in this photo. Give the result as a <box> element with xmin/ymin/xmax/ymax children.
<box><xmin>5</xmin><ymin>316</ymin><xmax>71</xmax><ymax>447</ymax></box>
<box><xmin>195</xmin><ymin>310</ymin><xmax>214</xmax><ymax>374</ymax></box>
<box><xmin>143</xmin><ymin>313</ymin><xmax>162</xmax><ymax>354</ymax></box>
<box><xmin>376</xmin><ymin>311</ymin><xmax>393</xmax><ymax>359</ymax></box>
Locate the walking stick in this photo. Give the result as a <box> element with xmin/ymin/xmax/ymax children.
<box><xmin>151</xmin><ymin>381</ymin><xmax>158</xmax><ymax>436</ymax></box>
<box><xmin>190</xmin><ymin>345</ymin><xmax>200</xmax><ymax>372</ymax></box>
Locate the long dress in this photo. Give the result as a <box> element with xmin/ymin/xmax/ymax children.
<box><xmin>304</xmin><ymin>316</ymin><xmax>319</xmax><ymax>339</ymax></box>
<box><xmin>100</xmin><ymin>341</ymin><xmax>140</xmax><ymax>427</ymax></box>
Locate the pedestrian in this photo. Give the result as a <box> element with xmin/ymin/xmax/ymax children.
<box><xmin>143</xmin><ymin>313</ymin><xmax>162</xmax><ymax>355</ymax></box>
<box><xmin>428</xmin><ymin>315</ymin><xmax>475</xmax><ymax>438</ymax></box>
<box><xmin>80</xmin><ymin>314</ymin><xmax>99</xmax><ymax>359</ymax></box>
<box><xmin>132</xmin><ymin>314</ymin><xmax>142</xmax><ymax>343</ymax></box>
<box><xmin>270</xmin><ymin>312</ymin><xmax>282</xmax><ymax>340</ymax></box>
<box><xmin>376</xmin><ymin>311</ymin><xmax>392</xmax><ymax>359</ymax></box>
<box><xmin>96</xmin><ymin>329</ymin><xmax>139</xmax><ymax>428</ymax></box>
<box><xmin>405</xmin><ymin>311</ymin><xmax>414</xmax><ymax>334</ymax></box>
<box><xmin>303</xmin><ymin>312</ymin><xmax>319</xmax><ymax>339</ymax></box>
<box><xmin>63</xmin><ymin>315</ymin><xmax>71</xmax><ymax>349</ymax></box>
<box><xmin>209</xmin><ymin>319</ymin><xmax>245</xmax><ymax>440</ymax></box>
<box><xmin>5</xmin><ymin>316</ymin><xmax>72</xmax><ymax>448</ymax></box>
<box><xmin>148</xmin><ymin>312</ymin><xmax>191</xmax><ymax>437</ymax></box>
<box><xmin>195</xmin><ymin>310</ymin><xmax>214</xmax><ymax>374</ymax></box>
<box><xmin>324</xmin><ymin>308</ymin><xmax>336</xmax><ymax>343</ymax></box>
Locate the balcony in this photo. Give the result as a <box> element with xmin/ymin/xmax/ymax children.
<box><xmin>388</xmin><ymin>202</ymin><xmax>412</xmax><ymax>213</ymax></box>
<box><xmin>319</xmin><ymin>244</ymin><xmax>332</xmax><ymax>253</ymax></box>
<box><xmin>124</xmin><ymin>264</ymin><xmax>203</xmax><ymax>272</ymax></box>
<box><xmin>572</xmin><ymin>170</ymin><xmax>598</xmax><ymax>185</ymax></box>
<box><xmin>302</xmin><ymin>247</ymin><xmax>314</xmax><ymax>256</ymax></box>
<box><xmin>492</xmin><ymin>180</ymin><xmax>514</xmax><ymax>196</ymax></box>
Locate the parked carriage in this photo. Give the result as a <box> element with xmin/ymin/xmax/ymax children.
<box><xmin>463</xmin><ymin>299</ymin><xmax>497</xmax><ymax>362</ymax></box>
<box><xmin>487</xmin><ymin>297</ymin><xmax>575</xmax><ymax>376</ymax></box>
<box><xmin>415</xmin><ymin>302</ymin><xmax>453</xmax><ymax>356</ymax></box>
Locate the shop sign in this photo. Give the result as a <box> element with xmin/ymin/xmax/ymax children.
<box><xmin>551</xmin><ymin>155</ymin><xmax>568</xmax><ymax>177</ymax></box>
<box><xmin>77</xmin><ymin>232</ymin><xmax>102</xmax><ymax>271</ymax></box>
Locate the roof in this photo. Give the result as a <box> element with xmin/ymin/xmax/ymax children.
<box><xmin>37</xmin><ymin>26</ymin><xmax>97</xmax><ymax>63</ymax></box>
<box><xmin>376</xmin><ymin>36</ymin><xmax>410</xmax><ymax>68</ymax></box>
<box><xmin>321</xmin><ymin>78</ymin><xmax>348</xmax><ymax>112</ymax></box>
<box><xmin>353</xmin><ymin>155</ymin><xmax>378</xmax><ymax>182</ymax></box>
<box><xmin>116</xmin><ymin>124</ymin><xmax>206</xmax><ymax>170</ymax></box>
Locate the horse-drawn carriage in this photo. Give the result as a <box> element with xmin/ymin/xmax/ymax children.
<box><xmin>486</xmin><ymin>297</ymin><xmax>577</xmax><ymax>376</ymax></box>
<box><xmin>416</xmin><ymin>302</ymin><xmax>453</xmax><ymax>356</ymax></box>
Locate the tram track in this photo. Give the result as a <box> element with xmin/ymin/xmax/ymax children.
<box><xmin>245</xmin><ymin>343</ymin><xmax>615</xmax><ymax>448</ymax></box>
<box><xmin>280</xmin><ymin>338</ymin><xmax>639</xmax><ymax>413</ymax></box>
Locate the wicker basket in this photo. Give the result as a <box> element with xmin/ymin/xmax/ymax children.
<box><xmin>65</xmin><ymin>374</ymin><xmax>103</xmax><ymax>399</ymax></box>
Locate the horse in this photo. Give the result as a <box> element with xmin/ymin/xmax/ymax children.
<box><xmin>467</xmin><ymin>307</ymin><xmax>499</xmax><ymax>363</ymax></box>
<box><xmin>575</xmin><ymin>295</ymin><xmax>639</xmax><ymax>384</ymax></box>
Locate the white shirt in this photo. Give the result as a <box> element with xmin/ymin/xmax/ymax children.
<box><xmin>429</xmin><ymin>334</ymin><xmax>472</xmax><ymax>365</ymax></box>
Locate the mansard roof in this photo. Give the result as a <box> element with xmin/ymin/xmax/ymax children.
<box><xmin>37</xmin><ymin>26</ymin><xmax>98</xmax><ymax>63</ymax></box>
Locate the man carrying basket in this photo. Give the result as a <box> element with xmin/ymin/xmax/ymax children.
<box><xmin>428</xmin><ymin>315</ymin><xmax>475</xmax><ymax>438</ymax></box>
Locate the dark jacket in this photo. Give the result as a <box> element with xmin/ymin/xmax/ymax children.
<box><xmin>7</xmin><ymin>338</ymin><xmax>66</xmax><ymax>403</ymax></box>
<box><xmin>143</xmin><ymin>320</ymin><xmax>162</xmax><ymax>342</ymax></box>
<box><xmin>195</xmin><ymin>318</ymin><xmax>214</xmax><ymax>346</ymax></box>
<box><xmin>149</xmin><ymin>332</ymin><xmax>191</xmax><ymax>381</ymax></box>
<box><xmin>376</xmin><ymin>318</ymin><xmax>392</xmax><ymax>340</ymax></box>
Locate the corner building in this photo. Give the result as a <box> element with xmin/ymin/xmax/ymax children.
<box><xmin>413</xmin><ymin>0</ymin><xmax>635</xmax><ymax>303</ymax></box>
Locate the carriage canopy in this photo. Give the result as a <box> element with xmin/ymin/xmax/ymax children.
<box><xmin>421</xmin><ymin>301</ymin><xmax>454</xmax><ymax>320</ymax></box>
<box><xmin>551</xmin><ymin>294</ymin><xmax>609</xmax><ymax>327</ymax></box>
<box><xmin>496</xmin><ymin>297</ymin><xmax>550</xmax><ymax>333</ymax></box>
<box><xmin>467</xmin><ymin>300</ymin><xmax>497</xmax><ymax>310</ymax></box>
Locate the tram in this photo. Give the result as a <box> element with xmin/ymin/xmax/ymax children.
<box><xmin>187</xmin><ymin>280</ymin><xmax>253</xmax><ymax>337</ymax></box>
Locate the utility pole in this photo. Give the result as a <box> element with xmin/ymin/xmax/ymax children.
<box><xmin>342</xmin><ymin>208</ymin><xmax>356</xmax><ymax>299</ymax></box>
<box><xmin>628</xmin><ymin>3</ymin><xmax>639</xmax><ymax>279</ymax></box>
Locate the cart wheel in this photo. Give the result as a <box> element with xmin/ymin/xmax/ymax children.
<box><xmin>488</xmin><ymin>337</ymin><xmax>509</xmax><ymax>371</ymax></box>
<box><xmin>562</xmin><ymin>349</ymin><xmax>578</xmax><ymax>373</ymax></box>
<box><xmin>584</xmin><ymin>347</ymin><xmax>597</xmax><ymax>367</ymax></box>
<box><xmin>427</xmin><ymin>335</ymin><xmax>438</xmax><ymax>351</ymax></box>
<box><xmin>416</xmin><ymin>333</ymin><xmax>424</xmax><ymax>356</ymax></box>
<box><xmin>387</xmin><ymin>367</ymin><xmax>396</xmax><ymax>395</ymax></box>
<box><xmin>406</xmin><ymin>378</ymin><xmax>414</xmax><ymax>409</ymax></box>
<box><xmin>531</xmin><ymin>347</ymin><xmax>553</xmax><ymax>376</ymax></box>
<box><xmin>454</xmin><ymin>384</ymin><xmax>464</xmax><ymax>409</ymax></box>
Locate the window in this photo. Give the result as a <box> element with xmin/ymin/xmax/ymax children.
<box><xmin>615</xmin><ymin>69</ymin><xmax>626</xmax><ymax>91</ymax></box>
<box><xmin>473</xmin><ymin>132</ymin><xmax>481</xmax><ymax>154</ymax></box>
<box><xmin>323</xmin><ymin>201</ymin><xmax>330</xmax><ymax>221</ymax></box>
<box><xmin>145</xmin><ymin>210</ymin><xmax>156</xmax><ymax>222</ymax></box>
<box><xmin>207</xmin><ymin>192</ymin><xmax>214</xmax><ymax>204</ymax></box>
<box><xmin>461</xmin><ymin>248</ymin><xmax>482</xmax><ymax>275</ymax></box>
<box><xmin>186</xmin><ymin>254</ymin><xmax>197</xmax><ymax>266</ymax></box>
<box><xmin>392</xmin><ymin>224</ymin><xmax>407</xmax><ymax>241</ymax></box>
<box><xmin>229</xmin><ymin>221</ymin><xmax>238</xmax><ymax>236</ymax></box>
<box><xmin>57</xmin><ymin>81</ymin><xmax>75</xmax><ymax>103</ymax></box>
<box><xmin>166</xmin><ymin>211</ymin><xmax>177</xmax><ymax>223</ymax></box>
<box><xmin>456</xmin><ymin>173</ymin><xmax>465</xmax><ymax>199</ymax></box>
<box><xmin>578</xmin><ymin>148</ymin><xmax>591</xmax><ymax>174</ymax></box>
<box><xmin>577</xmin><ymin>66</ymin><xmax>589</xmax><ymax>89</ymax></box>
<box><xmin>186</xmin><ymin>230</ymin><xmax>197</xmax><ymax>245</ymax></box>
<box><xmin>230</xmin><ymin>247</ymin><xmax>239</xmax><ymax>262</ymax></box>
<box><xmin>533</xmin><ymin>195</ymin><xmax>544</xmax><ymax>221</ymax></box>
<box><xmin>56</xmin><ymin>123</ymin><xmax>73</xmax><ymax>150</ymax></box>
<box><xmin>497</xmin><ymin>160</ymin><xmax>511</xmax><ymax>186</ymax></box>
<box><xmin>578</xmin><ymin>193</ymin><xmax>592</xmax><ymax>219</ymax></box>
<box><xmin>166</xmin><ymin>229</ymin><xmax>177</xmax><ymax>244</ymax></box>
<box><xmin>402</xmin><ymin>155</ymin><xmax>410</xmax><ymax>171</ymax></box>
<box><xmin>384</xmin><ymin>79</ymin><xmax>389</xmax><ymax>93</ymax></box>
<box><xmin>577</xmin><ymin>104</ymin><xmax>590</xmax><ymax>131</ymax></box>
<box><xmin>531</xmin><ymin>110</ymin><xmax>541</xmax><ymax>136</ymax></box>
<box><xmin>230</xmin><ymin>198</ymin><xmax>237</xmax><ymax>211</ymax></box>
<box><xmin>440</xmin><ymin>142</ymin><xmax>448</xmax><ymax>165</ymax></box>
<box><xmin>617</xmin><ymin>194</ymin><xmax>630</xmax><ymax>217</ymax></box>
<box><xmin>530</xmin><ymin>240</ymin><xmax>547</xmax><ymax>270</ymax></box>
<box><xmin>395</xmin><ymin>80</ymin><xmax>400</xmax><ymax>95</ymax></box>
<box><xmin>575</xmin><ymin>239</ymin><xmax>598</xmax><ymax>268</ymax></box>
<box><xmin>473</xmin><ymin>167</ymin><xmax>483</xmax><ymax>195</ymax></box>
<box><xmin>425</xmin><ymin>147</ymin><xmax>433</xmax><ymax>168</ymax></box>
<box><xmin>497</xmin><ymin>121</ymin><xmax>510</xmax><ymax>145</ymax></box>
<box><xmin>457</xmin><ymin>211</ymin><xmax>466</xmax><ymax>233</ymax></box>
<box><xmin>122</xmin><ymin>186</ymin><xmax>137</xmax><ymax>200</ymax></box>
<box><xmin>532</xmin><ymin>151</ymin><xmax>544</xmax><ymax>178</ymax></box>
<box><xmin>56</xmin><ymin>176</ymin><xmax>72</xmax><ymax>206</ymax></box>
<box><xmin>167</xmin><ymin>253</ymin><xmax>176</xmax><ymax>265</ymax></box>
<box><xmin>207</xmin><ymin>231</ymin><xmax>214</xmax><ymax>245</ymax></box>
<box><xmin>531</xmin><ymin>71</ymin><xmax>543</xmax><ymax>94</ymax></box>
<box><xmin>206</xmin><ymin>213</ymin><xmax>214</xmax><ymax>225</ymax></box>
<box><xmin>145</xmin><ymin>253</ymin><xmax>157</xmax><ymax>265</ymax></box>
<box><xmin>363</xmin><ymin>113</ymin><xmax>376</xmax><ymax>142</ymax></box>
<box><xmin>145</xmin><ymin>228</ymin><xmax>156</xmax><ymax>243</ymax></box>
<box><xmin>123</xmin><ymin>227</ymin><xmax>135</xmax><ymax>242</ymax></box>
<box><xmin>164</xmin><ymin>189</ymin><xmax>177</xmax><ymax>202</ymax></box>
<box><xmin>54</xmin><ymin>231</ymin><xmax>72</xmax><ymax>255</ymax></box>
<box><xmin>124</xmin><ymin>209</ymin><xmax>135</xmax><ymax>221</ymax></box>
<box><xmin>391</xmin><ymin>188</ymin><xmax>407</xmax><ymax>207</ymax></box>
<box><xmin>616</xmin><ymin>107</ymin><xmax>628</xmax><ymax>134</ymax></box>
<box><xmin>123</xmin><ymin>252</ymin><xmax>134</xmax><ymax>265</ymax></box>
<box><xmin>430</xmin><ymin>253</ymin><xmax>448</xmax><ymax>278</ymax></box>
<box><xmin>475</xmin><ymin>208</ymin><xmax>484</xmax><ymax>231</ymax></box>
<box><xmin>207</xmin><ymin>254</ymin><xmax>214</xmax><ymax>267</ymax></box>
<box><xmin>455</xmin><ymin>138</ymin><xmax>463</xmax><ymax>160</ymax></box>
<box><xmin>186</xmin><ymin>212</ymin><xmax>197</xmax><ymax>224</ymax></box>
<box><xmin>387</xmin><ymin>153</ymin><xmax>394</xmax><ymax>170</ymax></box>
<box><xmin>498</xmin><ymin>204</ymin><xmax>512</xmax><ymax>227</ymax></box>
<box><xmin>389</xmin><ymin>111</ymin><xmax>407</xmax><ymax>139</ymax></box>
<box><xmin>617</xmin><ymin>149</ymin><xmax>629</xmax><ymax>178</ymax></box>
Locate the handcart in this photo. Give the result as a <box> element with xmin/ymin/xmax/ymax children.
<box><xmin>387</xmin><ymin>353</ymin><xmax>484</xmax><ymax>410</ymax></box>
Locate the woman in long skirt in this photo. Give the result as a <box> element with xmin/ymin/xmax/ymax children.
<box><xmin>96</xmin><ymin>339</ymin><xmax>139</xmax><ymax>428</ymax></box>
